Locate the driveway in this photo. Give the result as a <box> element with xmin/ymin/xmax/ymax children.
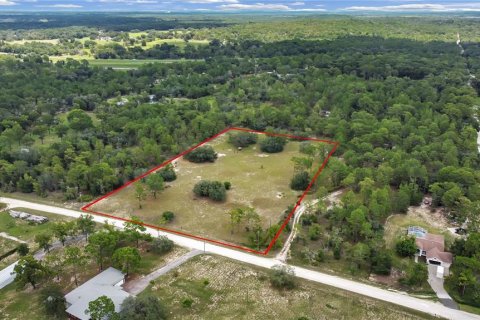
<box><xmin>428</xmin><ymin>264</ymin><xmax>458</xmax><ymax>309</ymax></box>
<box><xmin>124</xmin><ymin>249</ymin><xmax>203</xmax><ymax>295</ymax></box>
<box><xmin>1</xmin><ymin>196</ymin><xmax>479</xmax><ymax>320</ymax></box>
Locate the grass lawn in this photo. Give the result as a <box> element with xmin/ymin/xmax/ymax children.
<box><xmin>0</xmin><ymin>191</ymin><xmax>71</xmax><ymax>207</ymax></box>
<box><xmin>141</xmin><ymin>38</ymin><xmax>208</xmax><ymax>49</ymax></box>
<box><xmin>5</xmin><ymin>39</ymin><xmax>59</xmax><ymax>45</ymax></box>
<box><xmin>49</xmin><ymin>55</ymin><xmax>201</xmax><ymax>69</ymax></box>
<box><xmin>87</xmin><ymin>58</ymin><xmax>199</xmax><ymax>69</ymax></box>
<box><xmin>91</xmin><ymin>132</ymin><xmax>331</xmax><ymax>249</ymax></box>
<box><xmin>0</xmin><ymin>208</ymin><xmax>75</xmax><ymax>244</ymax></box>
<box><xmin>0</xmin><ymin>283</ymin><xmax>50</xmax><ymax>320</ymax></box>
<box><xmin>142</xmin><ymin>254</ymin><xmax>435</xmax><ymax>320</ymax></box>
<box><xmin>458</xmin><ymin>303</ymin><xmax>480</xmax><ymax>316</ymax></box>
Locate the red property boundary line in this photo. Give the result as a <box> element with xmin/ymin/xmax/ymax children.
<box><xmin>82</xmin><ymin>127</ymin><xmax>339</xmax><ymax>255</ymax></box>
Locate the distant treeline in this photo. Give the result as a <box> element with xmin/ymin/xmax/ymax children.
<box><xmin>93</xmin><ymin>36</ymin><xmax>463</xmax><ymax>81</ymax></box>
<box><xmin>0</xmin><ymin>13</ymin><xmax>228</xmax><ymax>31</ymax></box>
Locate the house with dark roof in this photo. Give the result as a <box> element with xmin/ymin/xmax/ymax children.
<box><xmin>64</xmin><ymin>267</ymin><xmax>131</xmax><ymax>320</ymax></box>
<box><xmin>407</xmin><ymin>226</ymin><xmax>453</xmax><ymax>268</ymax></box>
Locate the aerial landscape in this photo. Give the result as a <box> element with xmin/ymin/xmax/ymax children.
<box><xmin>0</xmin><ymin>1</ymin><xmax>480</xmax><ymax>320</ymax></box>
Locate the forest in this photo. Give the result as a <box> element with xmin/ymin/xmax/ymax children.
<box><xmin>0</xmin><ymin>13</ymin><xmax>479</xmax><ymax>309</ymax></box>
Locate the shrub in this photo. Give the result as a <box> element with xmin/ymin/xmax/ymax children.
<box><xmin>395</xmin><ymin>236</ymin><xmax>417</xmax><ymax>257</ymax></box>
<box><xmin>184</xmin><ymin>146</ymin><xmax>217</xmax><ymax>163</ymax></box>
<box><xmin>17</xmin><ymin>243</ymin><xmax>29</xmax><ymax>256</ymax></box>
<box><xmin>223</xmin><ymin>181</ymin><xmax>231</xmax><ymax>190</ymax></box>
<box><xmin>150</xmin><ymin>236</ymin><xmax>174</xmax><ymax>254</ymax></box>
<box><xmin>301</xmin><ymin>213</ymin><xmax>318</xmax><ymax>226</ymax></box>
<box><xmin>119</xmin><ymin>295</ymin><xmax>167</xmax><ymax>320</ymax></box>
<box><xmin>158</xmin><ymin>164</ymin><xmax>176</xmax><ymax>182</ymax></box>
<box><xmin>400</xmin><ymin>263</ymin><xmax>427</xmax><ymax>287</ymax></box>
<box><xmin>193</xmin><ymin>180</ymin><xmax>227</xmax><ymax>202</ymax></box>
<box><xmin>308</xmin><ymin>223</ymin><xmax>321</xmax><ymax>241</ymax></box>
<box><xmin>371</xmin><ymin>250</ymin><xmax>392</xmax><ymax>275</ymax></box>
<box><xmin>228</xmin><ymin>132</ymin><xmax>257</xmax><ymax>148</ymax></box>
<box><xmin>78</xmin><ymin>194</ymin><xmax>94</xmax><ymax>202</ymax></box>
<box><xmin>182</xmin><ymin>298</ymin><xmax>193</xmax><ymax>308</ymax></box>
<box><xmin>333</xmin><ymin>244</ymin><xmax>342</xmax><ymax>260</ymax></box>
<box><xmin>259</xmin><ymin>136</ymin><xmax>287</xmax><ymax>153</ymax></box>
<box><xmin>315</xmin><ymin>249</ymin><xmax>326</xmax><ymax>263</ymax></box>
<box><xmin>162</xmin><ymin>211</ymin><xmax>175</xmax><ymax>222</ymax></box>
<box><xmin>290</xmin><ymin>171</ymin><xmax>310</xmax><ymax>191</ymax></box>
<box><xmin>269</xmin><ymin>265</ymin><xmax>296</xmax><ymax>290</ymax></box>
<box><xmin>40</xmin><ymin>285</ymin><xmax>67</xmax><ymax>318</ymax></box>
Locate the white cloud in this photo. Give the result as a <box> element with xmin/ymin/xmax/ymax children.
<box><xmin>291</xmin><ymin>8</ymin><xmax>326</xmax><ymax>12</ymax></box>
<box><xmin>344</xmin><ymin>3</ymin><xmax>480</xmax><ymax>12</ymax></box>
<box><xmin>97</xmin><ymin>0</ymin><xmax>157</xmax><ymax>3</ymax></box>
<box><xmin>188</xmin><ymin>0</ymin><xmax>238</xmax><ymax>3</ymax></box>
<box><xmin>0</xmin><ymin>0</ymin><xmax>17</xmax><ymax>6</ymax></box>
<box><xmin>219</xmin><ymin>2</ymin><xmax>290</xmax><ymax>10</ymax></box>
<box><xmin>291</xmin><ymin>1</ymin><xmax>304</xmax><ymax>5</ymax></box>
<box><xmin>49</xmin><ymin>3</ymin><xmax>83</xmax><ymax>7</ymax></box>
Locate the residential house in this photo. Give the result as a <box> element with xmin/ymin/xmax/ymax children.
<box><xmin>65</xmin><ymin>267</ymin><xmax>131</xmax><ymax>320</ymax></box>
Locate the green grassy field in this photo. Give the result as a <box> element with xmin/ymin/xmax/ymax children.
<box><xmin>88</xmin><ymin>58</ymin><xmax>199</xmax><ymax>68</ymax></box>
<box><xmin>49</xmin><ymin>55</ymin><xmax>200</xmax><ymax>68</ymax></box>
<box><xmin>5</xmin><ymin>39</ymin><xmax>59</xmax><ymax>45</ymax></box>
<box><xmin>92</xmin><ymin>133</ymin><xmax>329</xmax><ymax>248</ymax></box>
<box><xmin>0</xmin><ymin>208</ymin><xmax>74</xmax><ymax>244</ymax></box>
<box><xmin>142</xmin><ymin>254</ymin><xmax>434</xmax><ymax>320</ymax></box>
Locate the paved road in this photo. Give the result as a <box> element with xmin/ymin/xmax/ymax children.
<box><xmin>0</xmin><ymin>229</ymin><xmax>85</xmax><ymax>290</ymax></box>
<box><xmin>124</xmin><ymin>249</ymin><xmax>203</xmax><ymax>295</ymax></box>
<box><xmin>1</xmin><ymin>197</ymin><xmax>479</xmax><ymax>320</ymax></box>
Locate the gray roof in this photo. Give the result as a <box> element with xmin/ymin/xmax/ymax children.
<box><xmin>65</xmin><ymin>267</ymin><xmax>131</xmax><ymax>320</ymax></box>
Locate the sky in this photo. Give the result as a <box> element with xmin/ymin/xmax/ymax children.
<box><xmin>1</xmin><ymin>0</ymin><xmax>480</xmax><ymax>12</ymax></box>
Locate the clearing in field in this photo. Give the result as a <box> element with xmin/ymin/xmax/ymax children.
<box><xmin>142</xmin><ymin>254</ymin><xmax>434</xmax><ymax>320</ymax></box>
<box><xmin>85</xmin><ymin>128</ymin><xmax>337</xmax><ymax>254</ymax></box>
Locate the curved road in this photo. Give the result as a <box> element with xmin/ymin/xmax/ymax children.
<box><xmin>1</xmin><ymin>197</ymin><xmax>479</xmax><ymax>320</ymax></box>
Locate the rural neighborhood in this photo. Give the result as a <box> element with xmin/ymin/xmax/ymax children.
<box><xmin>1</xmin><ymin>4</ymin><xmax>480</xmax><ymax>320</ymax></box>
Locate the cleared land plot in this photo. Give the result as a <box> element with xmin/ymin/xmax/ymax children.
<box><xmin>88</xmin><ymin>58</ymin><xmax>199</xmax><ymax>69</ymax></box>
<box><xmin>4</xmin><ymin>39</ymin><xmax>59</xmax><ymax>45</ymax></box>
<box><xmin>142</xmin><ymin>254</ymin><xmax>434</xmax><ymax>320</ymax></box>
<box><xmin>89</xmin><ymin>130</ymin><xmax>333</xmax><ymax>250</ymax></box>
<box><xmin>49</xmin><ymin>56</ymin><xmax>200</xmax><ymax>68</ymax></box>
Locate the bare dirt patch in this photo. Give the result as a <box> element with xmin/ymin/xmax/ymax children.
<box><xmin>90</xmin><ymin>132</ymin><xmax>332</xmax><ymax>250</ymax></box>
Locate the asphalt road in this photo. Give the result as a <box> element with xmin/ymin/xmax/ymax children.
<box><xmin>1</xmin><ymin>196</ymin><xmax>479</xmax><ymax>320</ymax></box>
